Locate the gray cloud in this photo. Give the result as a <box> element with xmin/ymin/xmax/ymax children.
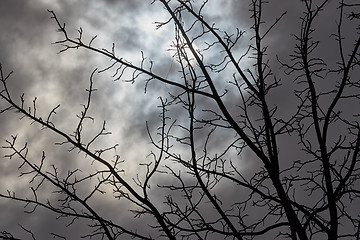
<box><xmin>0</xmin><ymin>0</ymin><xmax>173</xmax><ymax>238</ymax></box>
<box><xmin>1</xmin><ymin>0</ymin><xmax>359</xmax><ymax>239</ymax></box>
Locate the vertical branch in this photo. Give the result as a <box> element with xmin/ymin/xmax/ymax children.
<box><xmin>251</xmin><ymin>1</ymin><xmax>309</xmax><ymax>239</ymax></box>
<box><xmin>299</xmin><ymin>1</ymin><xmax>340</xmax><ymax>239</ymax></box>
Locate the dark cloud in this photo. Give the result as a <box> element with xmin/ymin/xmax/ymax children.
<box><xmin>0</xmin><ymin>0</ymin><xmax>172</xmax><ymax>237</ymax></box>
<box><xmin>1</xmin><ymin>0</ymin><xmax>359</xmax><ymax>239</ymax></box>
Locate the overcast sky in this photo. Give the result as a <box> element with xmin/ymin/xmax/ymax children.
<box><xmin>0</xmin><ymin>0</ymin><xmax>359</xmax><ymax>239</ymax></box>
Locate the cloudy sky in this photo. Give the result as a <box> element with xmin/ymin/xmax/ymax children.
<box><xmin>0</xmin><ymin>0</ymin><xmax>359</xmax><ymax>239</ymax></box>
